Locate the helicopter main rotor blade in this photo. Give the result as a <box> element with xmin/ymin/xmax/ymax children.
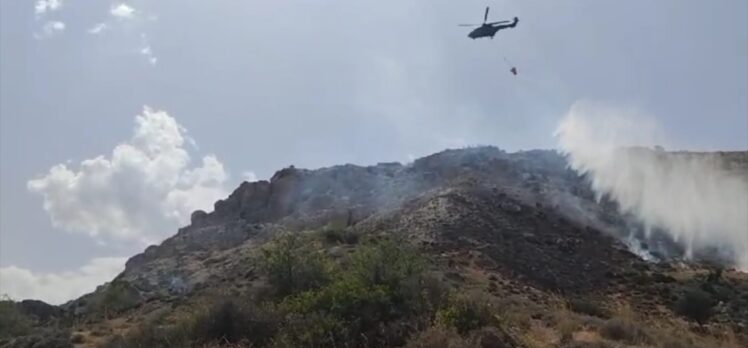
<box><xmin>484</xmin><ymin>6</ymin><xmax>490</xmax><ymax>23</ymax></box>
<box><xmin>458</xmin><ymin>24</ymin><xmax>480</xmax><ymax>27</ymax></box>
<box><xmin>486</xmin><ymin>20</ymin><xmax>511</xmax><ymax>25</ymax></box>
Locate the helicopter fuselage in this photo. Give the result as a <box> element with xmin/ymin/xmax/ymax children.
<box><xmin>467</xmin><ymin>17</ymin><xmax>518</xmax><ymax>39</ymax></box>
<box><xmin>468</xmin><ymin>24</ymin><xmax>501</xmax><ymax>39</ymax></box>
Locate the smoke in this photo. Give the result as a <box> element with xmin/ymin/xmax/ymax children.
<box><xmin>555</xmin><ymin>100</ymin><xmax>748</xmax><ymax>270</ymax></box>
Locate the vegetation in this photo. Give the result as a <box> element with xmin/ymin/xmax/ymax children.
<box><xmin>675</xmin><ymin>287</ymin><xmax>714</xmax><ymax>325</ymax></box>
<box><xmin>91</xmin><ymin>280</ymin><xmax>142</xmax><ymax>319</ymax></box>
<box><xmin>567</xmin><ymin>298</ymin><xmax>610</xmax><ymax>318</ymax></box>
<box><xmin>0</xmin><ymin>299</ymin><xmax>32</xmax><ymax>339</ymax></box>
<box><xmin>107</xmin><ymin>300</ymin><xmax>280</xmax><ymax>348</ymax></box>
<box><xmin>111</xmin><ymin>235</ymin><xmax>455</xmax><ymax>347</ymax></box>
<box><xmin>404</xmin><ymin>326</ymin><xmax>468</xmax><ymax>348</ymax></box>
<box><xmin>275</xmin><ymin>238</ymin><xmax>441</xmax><ymax>347</ymax></box>
<box><xmin>600</xmin><ymin>317</ymin><xmax>649</xmax><ymax>344</ymax></box>
<box><xmin>259</xmin><ymin>233</ymin><xmax>333</xmax><ymax>297</ymax></box>
<box><xmin>435</xmin><ymin>294</ymin><xmax>494</xmax><ymax>335</ymax></box>
<box><xmin>92</xmin><ymin>233</ymin><xmax>748</xmax><ymax>348</ymax></box>
<box><xmin>321</xmin><ymin>227</ymin><xmax>360</xmax><ymax>245</ymax></box>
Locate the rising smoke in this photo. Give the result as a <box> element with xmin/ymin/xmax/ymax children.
<box><xmin>555</xmin><ymin>100</ymin><xmax>748</xmax><ymax>270</ymax></box>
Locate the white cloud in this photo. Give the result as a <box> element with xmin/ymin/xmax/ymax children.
<box><xmin>110</xmin><ymin>3</ymin><xmax>135</xmax><ymax>19</ymax></box>
<box><xmin>35</xmin><ymin>0</ymin><xmax>62</xmax><ymax>15</ymax></box>
<box><xmin>0</xmin><ymin>257</ymin><xmax>126</xmax><ymax>305</ymax></box>
<box><xmin>140</xmin><ymin>45</ymin><xmax>158</xmax><ymax>65</ymax></box>
<box><xmin>242</xmin><ymin>171</ymin><xmax>258</xmax><ymax>182</ymax></box>
<box><xmin>88</xmin><ymin>23</ymin><xmax>109</xmax><ymax>35</ymax></box>
<box><xmin>34</xmin><ymin>21</ymin><xmax>65</xmax><ymax>39</ymax></box>
<box><xmin>139</xmin><ymin>34</ymin><xmax>158</xmax><ymax>65</ymax></box>
<box><xmin>28</xmin><ymin>107</ymin><xmax>229</xmax><ymax>244</ymax></box>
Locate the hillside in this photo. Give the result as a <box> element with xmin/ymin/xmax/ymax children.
<box><xmin>2</xmin><ymin>147</ymin><xmax>747</xmax><ymax>348</ymax></box>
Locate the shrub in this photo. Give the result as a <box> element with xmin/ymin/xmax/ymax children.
<box><xmin>93</xmin><ymin>280</ymin><xmax>141</xmax><ymax>318</ymax></box>
<box><xmin>277</xmin><ymin>238</ymin><xmax>437</xmax><ymax>347</ymax></box>
<box><xmin>191</xmin><ymin>300</ymin><xmax>280</xmax><ymax>346</ymax></box>
<box><xmin>468</xmin><ymin>327</ymin><xmax>519</xmax><ymax>348</ymax></box>
<box><xmin>70</xmin><ymin>333</ymin><xmax>86</xmax><ymax>344</ymax></box>
<box><xmin>105</xmin><ymin>324</ymin><xmax>188</xmax><ymax>348</ymax></box>
<box><xmin>259</xmin><ymin>233</ymin><xmax>333</xmax><ymax>297</ymax></box>
<box><xmin>675</xmin><ymin>288</ymin><xmax>714</xmax><ymax>325</ymax></box>
<box><xmin>567</xmin><ymin>298</ymin><xmax>610</xmax><ymax>318</ymax></box>
<box><xmin>2</xmin><ymin>328</ymin><xmax>73</xmax><ymax>348</ymax></box>
<box><xmin>115</xmin><ymin>237</ymin><xmax>437</xmax><ymax>348</ymax></box>
<box><xmin>322</xmin><ymin>228</ymin><xmax>346</xmax><ymax>244</ymax></box>
<box><xmin>0</xmin><ymin>300</ymin><xmax>32</xmax><ymax>339</ymax></box>
<box><xmin>436</xmin><ymin>294</ymin><xmax>494</xmax><ymax>335</ymax></box>
<box><xmin>269</xmin><ymin>312</ymin><xmax>346</xmax><ymax>348</ymax></box>
<box><xmin>405</xmin><ymin>326</ymin><xmax>469</xmax><ymax>348</ymax></box>
<box><xmin>107</xmin><ymin>299</ymin><xmax>280</xmax><ymax>348</ymax></box>
<box><xmin>349</xmin><ymin>238</ymin><xmax>425</xmax><ymax>290</ymax></box>
<box><xmin>322</xmin><ymin>228</ymin><xmax>359</xmax><ymax>245</ymax></box>
<box><xmin>600</xmin><ymin>317</ymin><xmax>648</xmax><ymax>344</ymax></box>
<box><xmin>706</xmin><ymin>267</ymin><xmax>723</xmax><ymax>284</ymax></box>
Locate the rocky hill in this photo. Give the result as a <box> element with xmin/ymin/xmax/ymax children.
<box><xmin>2</xmin><ymin>147</ymin><xmax>747</xmax><ymax>348</ymax></box>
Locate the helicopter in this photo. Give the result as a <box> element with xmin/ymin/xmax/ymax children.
<box><xmin>459</xmin><ymin>6</ymin><xmax>518</xmax><ymax>39</ymax></box>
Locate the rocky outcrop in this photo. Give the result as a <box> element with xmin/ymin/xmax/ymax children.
<box><xmin>65</xmin><ymin>147</ymin><xmax>746</xmax><ymax>319</ymax></box>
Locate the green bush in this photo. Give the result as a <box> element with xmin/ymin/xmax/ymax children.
<box><xmin>108</xmin><ymin>299</ymin><xmax>280</xmax><ymax>348</ymax></box>
<box><xmin>405</xmin><ymin>326</ymin><xmax>469</xmax><ymax>348</ymax></box>
<box><xmin>93</xmin><ymin>280</ymin><xmax>141</xmax><ymax>318</ymax></box>
<box><xmin>259</xmin><ymin>233</ymin><xmax>333</xmax><ymax>297</ymax></box>
<box><xmin>269</xmin><ymin>312</ymin><xmax>346</xmax><ymax>348</ymax></box>
<box><xmin>675</xmin><ymin>288</ymin><xmax>714</xmax><ymax>325</ymax></box>
<box><xmin>117</xmin><ymin>236</ymin><xmax>439</xmax><ymax>348</ymax></box>
<box><xmin>277</xmin><ymin>238</ymin><xmax>436</xmax><ymax>347</ymax></box>
<box><xmin>0</xmin><ymin>299</ymin><xmax>32</xmax><ymax>339</ymax></box>
<box><xmin>349</xmin><ymin>238</ymin><xmax>424</xmax><ymax>290</ymax></box>
<box><xmin>436</xmin><ymin>294</ymin><xmax>494</xmax><ymax>335</ymax></box>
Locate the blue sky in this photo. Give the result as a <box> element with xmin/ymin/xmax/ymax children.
<box><xmin>1</xmin><ymin>0</ymin><xmax>746</xmax><ymax>304</ymax></box>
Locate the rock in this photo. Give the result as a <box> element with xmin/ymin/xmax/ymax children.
<box><xmin>190</xmin><ymin>210</ymin><xmax>208</xmax><ymax>225</ymax></box>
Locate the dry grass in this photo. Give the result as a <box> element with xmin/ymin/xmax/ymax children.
<box><xmin>405</xmin><ymin>326</ymin><xmax>470</xmax><ymax>348</ymax></box>
<box><xmin>519</xmin><ymin>323</ymin><xmax>558</xmax><ymax>348</ymax></box>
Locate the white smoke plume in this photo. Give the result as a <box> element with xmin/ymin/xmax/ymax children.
<box><xmin>555</xmin><ymin>100</ymin><xmax>748</xmax><ymax>270</ymax></box>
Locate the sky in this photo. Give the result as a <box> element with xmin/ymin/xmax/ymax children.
<box><xmin>0</xmin><ymin>0</ymin><xmax>746</xmax><ymax>304</ymax></box>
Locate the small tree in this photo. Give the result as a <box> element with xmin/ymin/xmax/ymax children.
<box><xmin>260</xmin><ymin>233</ymin><xmax>331</xmax><ymax>296</ymax></box>
<box><xmin>676</xmin><ymin>288</ymin><xmax>714</xmax><ymax>325</ymax></box>
<box><xmin>349</xmin><ymin>238</ymin><xmax>424</xmax><ymax>290</ymax></box>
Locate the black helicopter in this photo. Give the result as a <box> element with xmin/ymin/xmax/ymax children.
<box><xmin>459</xmin><ymin>6</ymin><xmax>518</xmax><ymax>39</ymax></box>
